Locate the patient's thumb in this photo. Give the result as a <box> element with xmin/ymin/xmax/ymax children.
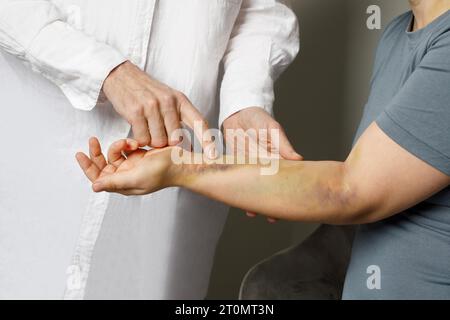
<box><xmin>92</xmin><ymin>176</ymin><xmax>118</xmax><ymax>192</ymax></box>
<box><xmin>92</xmin><ymin>172</ymin><xmax>134</xmax><ymax>193</ymax></box>
<box><xmin>92</xmin><ymin>180</ymin><xmax>107</xmax><ymax>192</ymax></box>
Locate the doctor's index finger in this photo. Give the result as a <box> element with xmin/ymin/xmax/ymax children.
<box><xmin>179</xmin><ymin>98</ymin><xmax>217</xmax><ymax>158</ymax></box>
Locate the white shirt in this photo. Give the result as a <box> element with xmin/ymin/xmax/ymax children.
<box><xmin>0</xmin><ymin>0</ymin><xmax>299</xmax><ymax>299</ymax></box>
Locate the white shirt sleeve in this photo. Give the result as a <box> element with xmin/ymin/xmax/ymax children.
<box><xmin>0</xmin><ymin>0</ymin><xmax>127</xmax><ymax>111</ymax></box>
<box><xmin>219</xmin><ymin>0</ymin><xmax>300</xmax><ymax>127</ymax></box>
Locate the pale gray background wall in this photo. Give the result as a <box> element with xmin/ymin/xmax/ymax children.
<box><xmin>207</xmin><ymin>0</ymin><xmax>409</xmax><ymax>299</ymax></box>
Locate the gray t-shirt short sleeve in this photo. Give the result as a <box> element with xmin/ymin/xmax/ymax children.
<box><xmin>377</xmin><ymin>28</ymin><xmax>450</xmax><ymax>175</ymax></box>
<box><xmin>343</xmin><ymin>10</ymin><xmax>450</xmax><ymax>299</ymax></box>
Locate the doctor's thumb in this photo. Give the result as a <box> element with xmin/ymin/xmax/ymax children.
<box><xmin>278</xmin><ymin>132</ymin><xmax>303</xmax><ymax>161</ymax></box>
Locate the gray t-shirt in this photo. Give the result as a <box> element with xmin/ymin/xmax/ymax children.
<box><xmin>343</xmin><ymin>10</ymin><xmax>450</xmax><ymax>299</ymax></box>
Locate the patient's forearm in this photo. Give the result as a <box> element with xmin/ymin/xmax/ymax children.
<box><xmin>173</xmin><ymin>157</ymin><xmax>357</xmax><ymax>224</ymax></box>
<box><xmin>170</xmin><ymin>123</ymin><xmax>450</xmax><ymax>225</ymax></box>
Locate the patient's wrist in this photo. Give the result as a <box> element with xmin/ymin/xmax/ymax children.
<box><xmin>170</xmin><ymin>162</ymin><xmax>203</xmax><ymax>188</ymax></box>
<box><xmin>168</xmin><ymin>152</ymin><xmax>216</xmax><ymax>188</ymax></box>
<box><xmin>167</xmin><ymin>162</ymin><xmax>187</xmax><ymax>187</ymax></box>
<box><xmin>165</xmin><ymin>149</ymin><xmax>199</xmax><ymax>188</ymax></box>
<box><xmin>166</xmin><ymin>148</ymin><xmax>242</xmax><ymax>189</ymax></box>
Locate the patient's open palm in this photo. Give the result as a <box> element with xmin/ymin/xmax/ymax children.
<box><xmin>76</xmin><ymin>137</ymin><xmax>175</xmax><ymax>195</ymax></box>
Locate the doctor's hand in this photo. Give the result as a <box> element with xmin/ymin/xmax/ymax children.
<box><xmin>76</xmin><ymin>137</ymin><xmax>177</xmax><ymax>195</ymax></box>
<box><xmin>103</xmin><ymin>61</ymin><xmax>214</xmax><ymax>152</ymax></box>
<box><xmin>223</xmin><ymin>107</ymin><xmax>302</xmax><ymax>223</ymax></box>
<box><xmin>223</xmin><ymin>107</ymin><xmax>302</xmax><ymax>160</ymax></box>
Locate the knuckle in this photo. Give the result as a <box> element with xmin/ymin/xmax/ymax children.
<box><xmin>136</xmin><ymin>135</ymin><xmax>151</xmax><ymax>146</ymax></box>
<box><xmin>270</xmin><ymin>122</ymin><xmax>282</xmax><ymax>130</ymax></box>
<box><xmin>169</xmin><ymin>119</ymin><xmax>181</xmax><ymax>129</ymax></box>
<box><xmin>128</xmin><ymin>105</ymin><xmax>144</xmax><ymax>121</ymax></box>
<box><xmin>160</xmin><ymin>92</ymin><xmax>176</xmax><ymax>106</ymax></box>
<box><xmin>146</xmin><ymin>98</ymin><xmax>159</xmax><ymax>109</ymax></box>
<box><xmin>151</xmin><ymin>136</ymin><xmax>168</xmax><ymax>148</ymax></box>
<box><xmin>161</xmin><ymin>106</ymin><xmax>178</xmax><ymax>119</ymax></box>
<box><xmin>176</xmin><ymin>92</ymin><xmax>188</xmax><ymax>102</ymax></box>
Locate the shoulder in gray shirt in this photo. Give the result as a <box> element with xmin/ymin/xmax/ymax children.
<box><xmin>343</xmin><ymin>10</ymin><xmax>450</xmax><ymax>299</ymax></box>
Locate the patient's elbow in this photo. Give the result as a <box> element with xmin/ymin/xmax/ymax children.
<box><xmin>343</xmin><ymin>204</ymin><xmax>387</xmax><ymax>225</ymax></box>
<box><xmin>330</xmin><ymin>181</ymin><xmax>387</xmax><ymax>225</ymax></box>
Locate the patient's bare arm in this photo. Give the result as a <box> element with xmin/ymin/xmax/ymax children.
<box><xmin>77</xmin><ymin>123</ymin><xmax>450</xmax><ymax>225</ymax></box>
<box><xmin>176</xmin><ymin>123</ymin><xmax>449</xmax><ymax>224</ymax></box>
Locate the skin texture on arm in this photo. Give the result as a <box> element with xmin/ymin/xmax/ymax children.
<box><xmin>76</xmin><ymin>123</ymin><xmax>450</xmax><ymax>225</ymax></box>
<box><xmin>175</xmin><ymin>123</ymin><xmax>449</xmax><ymax>224</ymax></box>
